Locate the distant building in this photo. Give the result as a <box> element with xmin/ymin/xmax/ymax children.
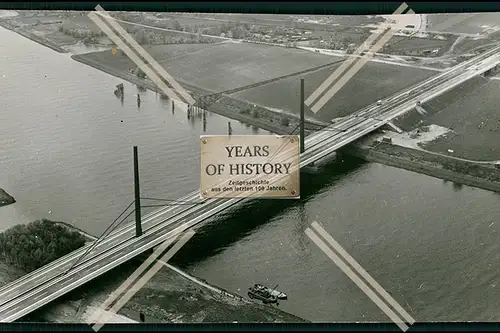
<box><xmin>381</xmin><ymin>137</ymin><xmax>392</xmax><ymax>144</ymax></box>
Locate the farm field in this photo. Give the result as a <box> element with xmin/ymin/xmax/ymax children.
<box><xmin>231</xmin><ymin>62</ymin><xmax>436</xmax><ymax>122</ymax></box>
<box><xmin>383</xmin><ymin>34</ymin><xmax>457</xmax><ymax>57</ymax></box>
<box><xmin>416</xmin><ymin>78</ymin><xmax>500</xmax><ymax>161</ymax></box>
<box><xmin>7</xmin><ymin>12</ymin><xmax>105</xmax><ymax>46</ymax></box>
<box><xmin>164</xmin><ymin>13</ymin><xmax>384</xmax><ymax>29</ymax></box>
<box><xmin>82</xmin><ymin>41</ymin><xmax>338</xmax><ymax>92</ymax></box>
<box><xmin>77</xmin><ymin>43</ymin><xmax>225</xmax><ymax>73</ymax></box>
<box><xmin>161</xmin><ymin>42</ymin><xmax>338</xmax><ymax>92</ymax></box>
<box><xmin>427</xmin><ymin>12</ymin><xmax>500</xmax><ymax>35</ymax></box>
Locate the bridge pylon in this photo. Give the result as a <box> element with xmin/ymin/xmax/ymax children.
<box><xmin>133</xmin><ymin>146</ymin><xmax>143</xmax><ymax>237</ymax></box>
<box><xmin>300</xmin><ymin>78</ymin><xmax>305</xmax><ymax>154</ymax></box>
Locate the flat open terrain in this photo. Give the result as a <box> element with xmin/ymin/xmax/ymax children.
<box><xmin>383</xmin><ymin>34</ymin><xmax>457</xmax><ymax>57</ymax></box>
<box><xmin>395</xmin><ymin>75</ymin><xmax>500</xmax><ymax>161</ymax></box>
<box><xmin>79</xmin><ymin>41</ymin><xmax>337</xmax><ymax>92</ymax></box>
<box><xmin>427</xmin><ymin>12</ymin><xmax>500</xmax><ymax>35</ymax></box>
<box><xmin>80</xmin><ymin>43</ymin><xmax>223</xmax><ymax>72</ymax></box>
<box><xmin>155</xmin><ymin>42</ymin><xmax>337</xmax><ymax>92</ymax></box>
<box><xmin>232</xmin><ymin>62</ymin><xmax>437</xmax><ymax>122</ymax></box>
<box><xmin>161</xmin><ymin>13</ymin><xmax>384</xmax><ymax>31</ymax></box>
<box><xmin>80</xmin><ymin>41</ymin><xmax>442</xmax><ymax>122</ymax></box>
<box><xmin>418</xmin><ymin>77</ymin><xmax>500</xmax><ymax>161</ymax></box>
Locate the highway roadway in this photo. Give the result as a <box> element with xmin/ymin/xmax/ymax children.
<box><xmin>0</xmin><ymin>45</ymin><xmax>498</xmax><ymax>322</ymax></box>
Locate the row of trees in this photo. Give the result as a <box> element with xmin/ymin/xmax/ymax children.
<box><xmin>0</xmin><ymin>219</ymin><xmax>86</xmax><ymax>273</ymax></box>
<box><xmin>239</xmin><ymin>104</ymin><xmax>291</xmax><ymax>127</ymax></box>
<box><xmin>57</xmin><ymin>22</ymin><xmax>219</xmax><ymax>46</ymax></box>
<box><xmin>57</xmin><ymin>24</ymin><xmax>106</xmax><ymax>44</ymax></box>
<box><xmin>131</xmin><ymin>29</ymin><xmax>215</xmax><ymax>46</ymax></box>
<box><xmin>135</xmin><ymin>18</ymin><xmax>252</xmax><ymax>40</ymax></box>
<box><xmin>309</xmin><ymin>35</ymin><xmax>361</xmax><ymax>54</ymax></box>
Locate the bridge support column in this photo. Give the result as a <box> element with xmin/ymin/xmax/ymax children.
<box><xmin>300</xmin><ymin>78</ymin><xmax>305</xmax><ymax>154</ymax></box>
<box><xmin>133</xmin><ymin>146</ymin><xmax>143</xmax><ymax>237</ymax></box>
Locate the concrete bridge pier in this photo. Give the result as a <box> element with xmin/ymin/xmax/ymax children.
<box><xmin>415</xmin><ymin>105</ymin><xmax>428</xmax><ymax>116</ymax></box>
<box><xmin>303</xmin><ymin>151</ymin><xmax>338</xmax><ymax>172</ymax></box>
<box><xmin>382</xmin><ymin>121</ymin><xmax>404</xmax><ymax>133</ymax></box>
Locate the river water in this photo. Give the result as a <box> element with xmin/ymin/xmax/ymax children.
<box><xmin>1</xmin><ymin>26</ymin><xmax>499</xmax><ymax>323</ymax></box>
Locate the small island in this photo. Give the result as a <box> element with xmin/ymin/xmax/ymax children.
<box><xmin>0</xmin><ymin>188</ymin><xmax>15</xmax><ymax>208</ymax></box>
<box><xmin>0</xmin><ymin>219</ymin><xmax>86</xmax><ymax>272</ymax></box>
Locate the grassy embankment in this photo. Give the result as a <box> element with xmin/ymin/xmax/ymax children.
<box><xmin>0</xmin><ymin>19</ymin><xmax>66</xmax><ymax>53</ymax></box>
<box><xmin>347</xmin><ymin>73</ymin><xmax>500</xmax><ymax>194</ymax></box>
<box><xmin>0</xmin><ymin>12</ymin><xmax>328</xmax><ymax>133</ymax></box>
<box><xmin>70</xmin><ymin>41</ymin><xmax>333</xmax><ymax>132</ymax></box>
<box><xmin>70</xmin><ymin>51</ymin><xmax>301</xmax><ymax>136</ymax></box>
<box><xmin>6</xmin><ymin>13</ymin><xmax>500</xmax><ymax>193</ymax></box>
<box><xmin>35</xmin><ymin>256</ymin><xmax>307</xmax><ymax>323</ymax></box>
<box><xmin>4</xmin><ymin>11</ymin><xmax>500</xmax><ymax>191</ymax></box>
<box><xmin>347</xmin><ymin>143</ymin><xmax>500</xmax><ymax>194</ymax></box>
<box><xmin>393</xmin><ymin>75</ymin><xmax>500</xmax><ymax>161</ymax></box>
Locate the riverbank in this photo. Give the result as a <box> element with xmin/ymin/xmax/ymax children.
<box><xmin>0</xmin><ymin>10</ymin><xmax>329</xmax><ymax>132</ymax></box>
<box><xmin>0</xmin><ymin>188</ymin><xmax>15</xmax><ymax>208</ymax></box>
<box><xmin>70</xmin><ymin>52</ymin><xmax>326</xmax><ymax>136</ymax></box>
<box><xmin>4</xmin><ymin>14</ymin><xmax>500</xmax><ymax>197</ymax></box>
<box><xmin>8</xmin><ymin>16</ymin><xmax>500</xmax><ymax>195</ymax></box>
<box><xmin>33</xmin><ymin>252</ymin><xmax>307</xmax><ymax>324</ymax></box>
<box><xmin>346</xmin><ymin>140</ymin><xmax>500</xmax><ymax>194</ymax></box>
<box><xmin>0</xmin><ymin>221</ymin><xmax>305</xmax><ymax>323</ymax></box>
<box><xmin>53</xmin><ymin>221</ymin><xmax>97</xmax><ymax>244</ymax></box>
<box><xmin>0</xmin><ymin>19</ymin><xmax>66</xmax><ymax>53</ymax></box>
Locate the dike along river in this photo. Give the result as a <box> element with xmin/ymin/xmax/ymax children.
<box><xmin>1</xmin><ymin>26</ymin><xmax>499</xmax><ymax>323</ymax></box>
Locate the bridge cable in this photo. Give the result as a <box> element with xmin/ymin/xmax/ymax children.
<box><xmin>65</xmin><ymin>200</ymin><xmax>135</xmax><ymax>274</ymax></box>
<box><xmin>65</xmin><ymin>208</ymin><xmax>136</xmax><ymax>274</ymax></box>
<box><xmin>64</xmin><ymin>197</ymin><xmax>202</xmax><ymax>275</ymax></box>
<box><xmin>141</xmin><ymin>202</ymin><xmax>203</xmax><ymax>208</ymax></box>
<box><xmin>267</xmin><ymin>123</ymin><xmax>301</xmax><ymax>162</ymax></box>
<box><xmin>140</xmin><ymin>197</ymin><xmax>201</xmax><ymax>205</ymax></box>
<box><xmin>65</xmin><ymin>118</ymin><xmax>348</xmax><ymax>273</ymax></box>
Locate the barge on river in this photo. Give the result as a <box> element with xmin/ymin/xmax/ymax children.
<box><xmin>247</xmin><ymin>284</ymin><xmax>287</xmax><ymax>304</ymax></box>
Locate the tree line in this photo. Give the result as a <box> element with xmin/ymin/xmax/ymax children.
<box><xmin>0</xmin><ymin>219</ymin><xmax>86</xmax><ymax>273</ymax></box>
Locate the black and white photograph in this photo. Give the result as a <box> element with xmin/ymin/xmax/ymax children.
<box><xmin>0</xmin><ymin>3</ymin><xmax>499</xmax><ymax>330</ymax></box>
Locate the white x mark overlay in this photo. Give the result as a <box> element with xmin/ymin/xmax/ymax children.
<box><xmin>89</xmin><ymin>230</ymin><xmax>196</xmax><ymax>331</ymax></box>
<box><xmin>88</xmin><ymin>5</ymin><xmax>196</xmax><ymax>106</ymax></box>
<box><xmin>307</xmin><ymin>2</ymin><xmax>415</xmax><ymax>114</ymax></box>
<box><xmin>305</xmin><ymin>221</ymin><xmax>416</xmax><ymax>331</ymax></box>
